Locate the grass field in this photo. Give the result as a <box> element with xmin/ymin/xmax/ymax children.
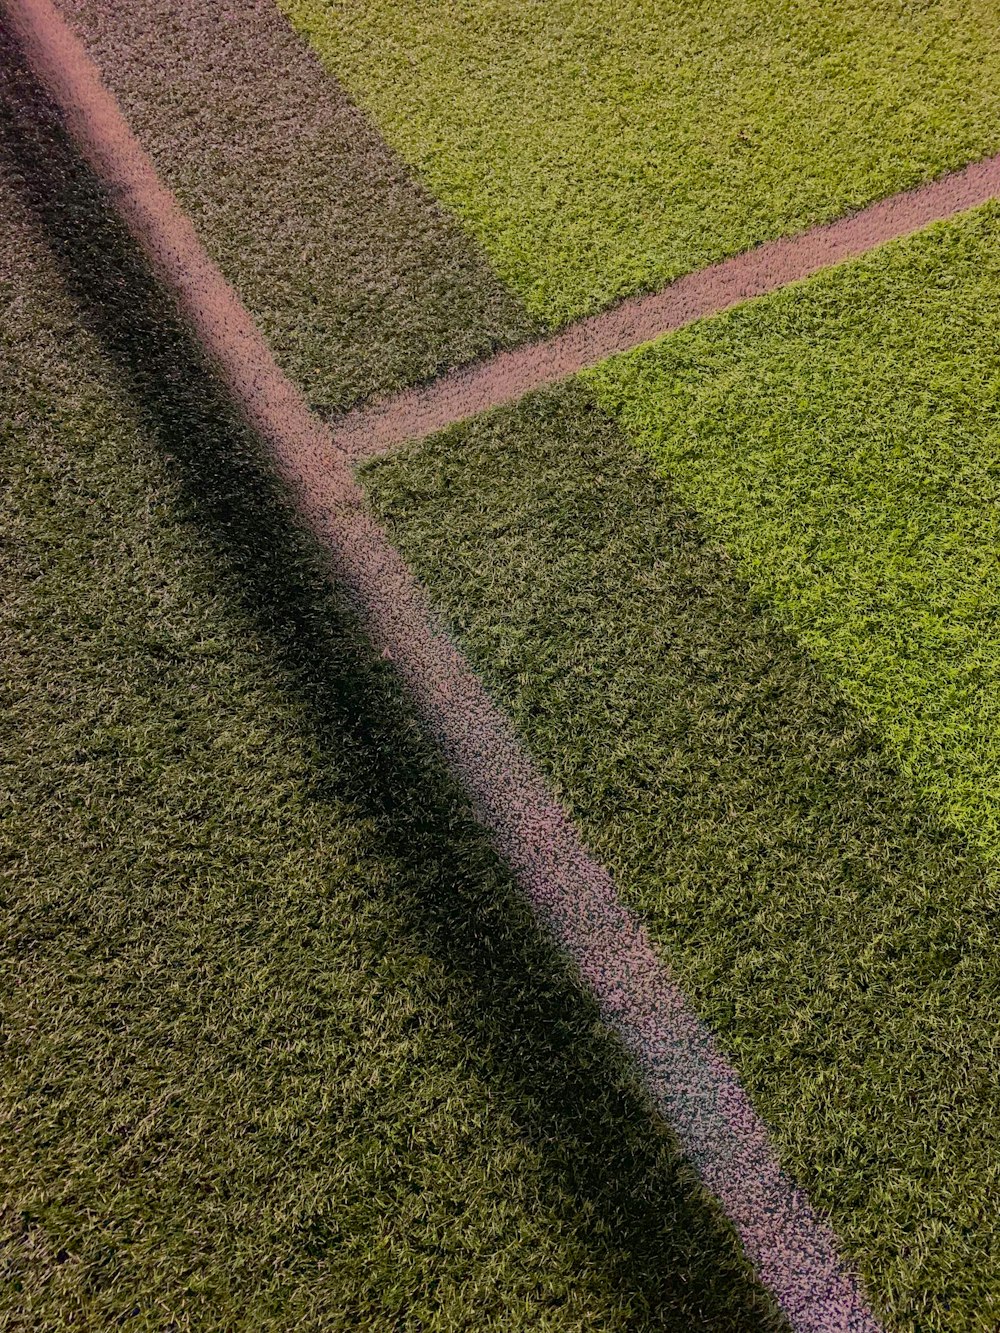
<box><xmin>362</xmin><ymin>263</ymin><xmax>1000</xmax><ymax>1325</ymax></box>
<box><xmin>61</xmin><ymin>0</ymin><xmax>536</xmax><ymax>417</ymax></box>
<box><xmin>587</xmin><ymin>204</ymin><xmax>1000</xmax><ymax>861</ymax></box>
<box><xmin>282</xmin><ymin>0</ymin><xmax>1000</xmax><ymax>322</ymax></box>
<box><xmin>0</xmin><ymin>121</ymin><xmax>781</xmax><ymax>1331</ymax></box>
<box><xmin>8</xmin><ymin>0</ymin><xmax>1000</xmax><ymax>1329</ymax></box>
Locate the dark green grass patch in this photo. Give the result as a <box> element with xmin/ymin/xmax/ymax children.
<box><xmin>587</xmin><ymin>204</ymin><xmax>1000</xmax><ymax>864</ymax></box>
<box><xmin>63</xmin><ymin>0</ymin><xmax>536</xmax><ymax>416</ymax></box>
<box><xmin>364</xmin><ymin>383</ymin><xmax>1000</xmax><ymax>1331</ymax></box>
<box><xmin>283</xmin><ymin>0</ymin><xmax>1000</xmax><ymax>323</ymax></box>
<box><xmin>0</xmin><ymin>46</ymin><xmax>780</xmax><ymax>1333</ymax></box>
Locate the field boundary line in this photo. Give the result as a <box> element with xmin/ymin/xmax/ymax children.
<box><xmin>334</xmin><ymin>153</ymin><xmax>1000</xmax><ymax>461</ymax></box>
<box><xmin>4</xmin><ymin>1</ymin><xmax>884</xmax><ymax>1327</ymax></box>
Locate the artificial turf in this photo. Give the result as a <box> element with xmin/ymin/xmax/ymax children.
<box><xmin>59</xmin><ymin>0</ymin><xmax>536</xmax><ymax>418</ymax></box>
<box><xmin>363</xmin><ymin>383</ymin><xmax>1000</xmax><ymax>1331</ymax></box>
<box><xmin>587</xmin><ymin>203</ymin><xmax>1000</xmax><ymax>865</ymax></box>
<box><xmin>281</xmin><ymin>0</ymin><xmax>1000</xmax><ymax>324</ymax></box>
<box><xmin>0</xmin><ymin>50</ymin><xmax>784</xmax><ymax>1333</ymax></box>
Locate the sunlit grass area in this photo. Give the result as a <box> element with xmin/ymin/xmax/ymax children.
<box><xmin>285</xmin><ymin>0</ymin><xmax>1000</xmax><ymax>322</ymax></box>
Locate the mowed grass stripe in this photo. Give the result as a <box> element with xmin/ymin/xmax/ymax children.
<box><xmin>587</xmin><ymin>204</ymin><xmax>1000</xmax><ymax>864</ymax></box>
<box><xmin>363</xmin><ymin>383</ymin><xmax>1000</xmax><ymax>1331</ymax></box>
<box><xmin>283</xmin><ymin>0</ymin><xmax>1000</xmax><ymax>324</ymax></box>
<box><xmin>2</xmin><ymin>6</ymin><xmax>879</xmax><ymax>1325</ymax></box>
<box><xmin>58</xmin><ymin>0</ymin><xmax>535</xmax><ymax>416</ymax></box>
<box><xmin>0</xmin><ymin>89</ymin><xmax>786</xmax><ymax>1333</ymax></box>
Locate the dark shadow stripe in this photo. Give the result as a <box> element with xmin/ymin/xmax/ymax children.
<box><xmin>0</xmin><ymin>18</ymin><xmax>787</xmax><ymax>1331</ymax></box>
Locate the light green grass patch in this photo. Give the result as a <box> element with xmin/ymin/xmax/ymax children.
<box><xmin>587</xmin><ymin>202</ymin><xmax>1000</xmax><ymax>858</ymax></box>
<box><xmin>281</xmin><ymin>0</ymin><xmax>1000</xmax><ymax>323</ymax></box>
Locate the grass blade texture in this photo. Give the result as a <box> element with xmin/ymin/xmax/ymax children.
<box><xmin>587</xmin><ymin>204</ymin><xmax>1000</xmax><ymax>864</ymax></box>
<box><xmin>282</xmin><ymin>0</ymin><xmax>1000</xmax><ymax>323</ymax></box>
<box><xmin>0</xmin><ymin>54</ymin><xmax>782</xmax><ymax>1333</ymax></box>
<box><xmin>58</xmin><ymin>0</ymin><xmax>536</xmax><ymax>416</ymax></box>
<box><xmin>364</xmin><ymin>365</ymin><xmax>1000</xmax><ymax>1329</ymax></box>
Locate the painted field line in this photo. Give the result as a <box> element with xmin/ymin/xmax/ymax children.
<box><xmin>4</xmin><ymin>1</ymin><xmax>883</xmax><ymax>1327</ymax></box>
<box><xmin>334</xmin><ymin>152</ymin><xmax>1000</xmax><ymax>462</ymax></box>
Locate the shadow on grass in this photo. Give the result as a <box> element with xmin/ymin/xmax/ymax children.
<box><xmin>0</xmin><ymin>29</ymin><xmax>784</xmax><ymax>1331</ymax></box>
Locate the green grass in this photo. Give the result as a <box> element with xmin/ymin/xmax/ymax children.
<box><xmin>63</xmin><ymin>0</ymin><xmax>535</xmax><ymax>418</ymax></box>
<box><xmin>281</xmin><ymin>0</ymin><xmax>1000</xmax><ymax>324</ymax></box>
<box><xmin>364</xmin><ymin>382</ymin><xmax>1000</xmax><ymax>1332</ymax></box>
<box><xmin>0</xmin><ymin>53</ymin><xmax>781</xmax><ymax>1333</ymax></box>
<box><xmin>587</xmin><ymin>203</ymin><xmax>1000</xmax><ymax>863</ymax></box>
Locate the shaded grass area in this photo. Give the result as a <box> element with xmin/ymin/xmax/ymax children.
<box><xmin>0</xmin><ymin>37</ymin><xmax>782</xmax><ymax>1333</ymax></box>
<box><xmin>587</xmin><ymin>205</ymin><xmax>1000</xmax><ymax>862</ymax></box>
<box><xmin>283</xmin><ymin>0</ymin><xmax>1000</xmax><ymax>324</ymax></box>
<box><xmin>61</xmin><ymin>0</ymin><xmax>536</xmax><ymax>416</ymax></box>
<box><xmin>364</xmin><ymin>383</ymin><xmax>1000</xmax><ymax>1332</ymax></box>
